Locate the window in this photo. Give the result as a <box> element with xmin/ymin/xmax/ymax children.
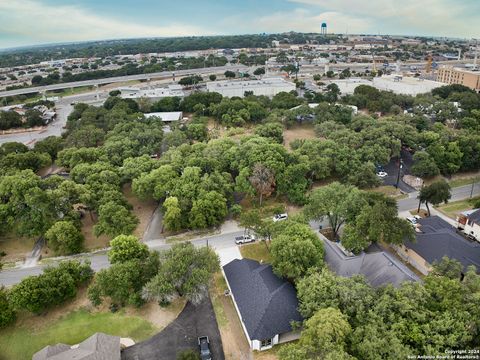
<box><xmin>261</xmin><ymin>338</ymin><xmax>273</xmax><ymax>348</ymax></box>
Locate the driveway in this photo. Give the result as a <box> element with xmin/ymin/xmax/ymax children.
<box><xmin>382</xmin><ymin>149</ymin><xmax>416</xmax><ymax>193</ymax></box>
<box><xmin>122</xmin><ymin>296</ymin><xmax>225</xmax><ymax>360</ymax></box>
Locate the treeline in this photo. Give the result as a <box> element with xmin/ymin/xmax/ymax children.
<box><xmin>0</xmin><ymin>33</ymin><xmax>333</xmax><ymax>67</ymax></box>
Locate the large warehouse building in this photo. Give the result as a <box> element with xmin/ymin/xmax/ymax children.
<box><xmin>206</xmin><ymin>77</ymin><xmax>295</xmax><ymax>97</ymax></box>
<box><xmin>372</xmin><ymin>75</ymin><xmax>445</xmax><ymax>96</ymax></box>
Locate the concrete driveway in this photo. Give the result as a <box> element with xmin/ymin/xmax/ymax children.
<box><xmin>122</xmin><ymin>296</ymin><xmax>224</xmax><ymax>360</ymax></box>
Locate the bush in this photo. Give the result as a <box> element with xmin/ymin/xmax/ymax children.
<box><xmin>0</xmin><ymin>287</ymin><xmax>16</xmax><ymax>328</ymax></box>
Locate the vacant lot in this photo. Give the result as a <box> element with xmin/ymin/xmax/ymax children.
<box><xmin>239</xmin><ymin>242</ymin><xmax>272</xmax><ymax>264</ymax></box>
<box><xmin>123</xmin><ymin>184</ymin><xmax>157</xmax><ymax>239</ymax></box>
<box><xmin>0</xmin><ymin>288</ymin><xmax>183</xmax><ymax>360</ymax></box>
<box><xmin>283</xmin><ymin>124</ymin><xmax>317</xmax><ymax>150</ymax></box>
<box><xmin>436</xmin><ymin>197</ymin><xmax>480</xmax><ymax>219</ymax></box>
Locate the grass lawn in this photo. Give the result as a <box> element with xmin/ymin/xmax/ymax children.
<box><xmin>239</xmin><ymin>242</ymin><xmax>272</xmax><ymax>264</ymax></box>
<box><xmin>435</xmin><ymin>197</ymin><xmax>480</xmax><ymax>219</ymax></box>
<box><xmin>448</xmin><ymin>177</ymin><xmax>477</xmax><ymax>188</ymax></box>
<box><xmin>0</xmin><ymin>309</ymin><xmax>157</xmax><ymax>360</ymax></box>
<box><xmin>283</xmin><ymin>124</ymin><xmax>317</xmax><ymax>151</ymax></box>
<box><xmin>370</xmin><ymin>186</ymin><xmax>408</xmax><ymax>199</ymax></box>
<box><xmin>47</xmin><ymin>85</ymin><xmax>94</xmax><ymax>97</ymax></box>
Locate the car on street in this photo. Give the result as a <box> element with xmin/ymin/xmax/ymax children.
<box><xmin>235</xmin><ymin>234</ymin><xmax>256</xmax><ymax>245</ymax></box>
<box><xmin>198</xmin><ymin>336</ymin><xmax>212</xmax><ymax>360</ymax></box>
<box><xmin>273</xmin><ymin>213</ymin><xmax>288</xmax><ymax>222</ymax></box>
<box><xmin>377</xmin><ymin>171</ymin><xmax>388</xmax><ymax>178</ymax></box>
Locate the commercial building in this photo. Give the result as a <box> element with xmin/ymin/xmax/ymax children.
<box><xmin>372</xmin><ymin>75</ymin><xmax>445</xmax><ymax>96</ymax></box>
<box><xmin>223</xmin><ymin>259</ymin><xmax>303</xmax><ymax>351</ymax></box>
<box><xmin>206</xmin><ymin>78</ymin><xmax>295</xmax><ymax>98</ymax></box>
<box><xmin>144</xmin><ymin>111</ymin><xmax>183</xmax><ymax>122</ymax></box>
<box><xmin>436</xmin><ymin>66</ymin><xmax>480</xmax><ymax>92</ymax></box>
<box><xmin>331</xmin><ymin>78</ymin><xmax>373</xmax><ymax>95</ymax></box>
<box><xmin>120</xmin><ymin>84</ymin><xmax>185</xmax><ymax>100</ymax></box>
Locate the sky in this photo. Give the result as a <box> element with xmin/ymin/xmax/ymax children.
<box><xmin>0</xmin><ymin>0</ymin><xmax>479</xmax><ymax>49</ymax></box>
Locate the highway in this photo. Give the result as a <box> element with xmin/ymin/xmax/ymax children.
<box><xmin>0</xmin><ymin>59</ymin><xmax>469</xmax><ymax>98</ymax></box>
<box><xmin>0</xmin><ymin>65</ymin><xmax>250</xmax><ymax>97</ymax></box>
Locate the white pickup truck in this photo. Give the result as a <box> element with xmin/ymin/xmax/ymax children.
<box><xmin>235</xmin><ymin>234</ymin><xmax>256</xmax><ymax>245</ymax></box>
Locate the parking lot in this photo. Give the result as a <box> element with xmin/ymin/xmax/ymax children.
<box><xmin>122</xmin><ymin>296</ymin><xmax>224</xmax><ymax>360</ymax></box>
<box><xmin>381</xmin><ymin>149</ymin><xmax>416</xmax><ymax>193</ymax></box>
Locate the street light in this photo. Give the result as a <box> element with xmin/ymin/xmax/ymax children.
<box><xmin>395</xmin><ymin>158</ymin><xmax>404</xmax><ymax>189</ymax></box>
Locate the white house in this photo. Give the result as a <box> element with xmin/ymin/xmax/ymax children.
<box><xmin>457</xmin><ymin>209</ymin><xmax>480</xmax><ymax>242</ymax></box>
<box><xmin>222</xmin><ymin>259</ymin><xmax>302</xmax><ymax>351</ymax></box>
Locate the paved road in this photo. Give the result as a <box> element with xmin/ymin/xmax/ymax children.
<box><xmin>1</xmin><ymin>183</ymin><xmax>479</xmax><ymax>286</ymax></box>
<box><xmin>0</xmin><ymin>230</ymin><xmax>244</xmax><ymax>286</ymax></box>
<box><xmin>397</xmin><ymin>183</ymin><xmax>480</xmax><ymax>212</ymax></box>
<box><xmin>0</xmin><ymin>65</ymin><xmax>250</xmax><ymax>97</ymax></box>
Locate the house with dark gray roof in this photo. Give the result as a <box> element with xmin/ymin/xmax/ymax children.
<box><xmin>396</xmin><ymin>216</ymin><xmax>480</xmax><ymax>275</ymax></box>
<box><xmin>33</xmin><ymin>332</ymin><xmax>121</xmax><ymax>360</ymax></box>
<box><xmin>457</xmin><ymin>208</ymin><xmax>480</xmax><ymax>242</ymax></box>
<box><xmin>223</xmin><ymin>259</ymin><xmax>303</xmax><ymax>351</ymax></box>
<box><xmin>322</xmin><ymin>236</ymin><xmax>420</xmax><ymax>286</ymax></box>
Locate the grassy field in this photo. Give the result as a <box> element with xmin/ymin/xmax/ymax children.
<box><xmin>239</xmin><ymin>242</ymin><xmax>272</xmax><ymax>264</ymax></box>
<box><xmin>370</xmin><ymin>185</ymin><xmax>408</xmax><ymax>199</ymax></box>
<box><xmin>435</xmin><ymin>197</ymin><xmax>480</xmax><ymax>219</ymax></box>
<box><xmin>0</xmin><ymin>309</ymin><xmax>157</xmax><ymax>360</ymax></box>
<box><xmin>0</xmin><ymin>233</ymin><xmax>35</xmax><ymax>263</ymax></box>
<box><xmin>447</xmin><ymin>177</ymin><xmax>477</xmax><ymax>188</ymax></box>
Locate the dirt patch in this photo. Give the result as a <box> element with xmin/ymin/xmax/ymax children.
<box><xmin>211</xmin><ymin>273</ymin><xmax>252</xmax><ymax>360</ymax></box>
<box><xmin>123</xmin><ymin>184</ymin><xmax>157</xmax><ymax>239</ymax></box>
<box><xmin>124</xmin><ymin>298</ymin><xmax>186</xmax><ymax>330</ymax></box>
<box><xmin>81</xmin><ymin>214</ymin><xmax>110</xmax><ymax>251</ymax></box>
<box><xmin>283</xmin><ymin>124</ymin><xmax>317</xmax><ymax>150</ymax></box>
<box><xmin>0</xmin><ymin>234</ymin><xmax>34</xmax><ymax>263</ymax></box>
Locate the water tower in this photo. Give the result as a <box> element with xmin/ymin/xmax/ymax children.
<box><xmin>321</xmin><ymin>22</ymin><xmax>327</xmax><ymax>36</ymax></box>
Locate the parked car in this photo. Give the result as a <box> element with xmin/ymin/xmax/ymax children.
<box><xmin>406</xmin><ymin>216</ymin><xmax>421</xmax><ymax>226</ymax></box>
<box><xmin>235</xmin><ymin>234</ymin><xmax>256</xmax><ymax>245</ymax></box>
<box><xmin>198</xmin><ymin>336</ymin><xmax>212</xmax><ymax>360</ymax></box>
<box><xmin>273</xmin><ymin>213</ymin><xmax>288</xmax><ymax>222</ymax></box>
<box><xmin>377</xmin><ymin>171</ymin><xmax>388</xmax><ymax>178</ymax></box>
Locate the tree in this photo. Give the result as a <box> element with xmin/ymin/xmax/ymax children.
<box><xmin>0</xmin><ymin>287</ymin><xmax>16</xmax><ymax>329</ymax></box>
<box><xmin>431</xmin><ymin>257</ymin><xmax>463</xmax><ymax>279</ymax></box>
<box><xmin>270</xmin><ymin>222</ymin><xmax>324</xmax><ymax>280</ymax></box>
<box><xmin>249</xmin><ymin>163</ymin><xmax>275</xmax><ymax>206</ymax></box>
<box><xmin>253</xmin><ymin>67</ymin><xmax>265</xmax><ymax>76</ymax></box>
<box><xmin>279</xmin><ymin>308</ymin><xmax>352</xmax><ymax>360</ymax></box>
<box><xmin>33</xmin><ymin>136</ymin><xmax>64</xmax><ymax>160</ymax></box>
<box><xmin>189</xmin><ymin>191</ymin><xmax>228</xmax><ymax>229</ymax></box>
<box><xmin>418</xmin><ymin>180</ymin><xmax>451</xmax><ymax>216</ymax></box>
<box><xmin>224</xmin><ymin>70</ymin><xmax>236</xmax><ymax>78</ymax></box>
<box><xmin>254</xmin><ymin>122</ymin><xmax>284</xmax><ymax>143</ymax></box>
<box><xmin>411</xmin><ymin>151</ymin><xmax>440</xmax><ymax>178</ymax></box>
<box><xmin>88</xmin><ymin>253</ymin><xmax>159</xmax><ymax>307</ymax></box>
<box><xmin>304</xmin><ymin>182</ymin><xmax>365</xmax><ymax>239</ymax></box>
<box><xmin>142</xmin><ymin>242</ymin><xmax>219</xmax><ymax>304</ymax></box>
<box><xmin>108</xmin><ymin>235</ymin><xmax>149</xmax><ymax>264</ymax></box>
<box><xmin>163</xmin><ymin>196</ymin><xmax>184</xmax><ymax>231</ymax></box>
<box><xmin>208</xmin><ymin>74</ymin><xmax>217</xmax><ymax>81</ymax></box>
<box><xmin>10</xmin><ymin>260</ymin><xmax>92</xmax><ymax>314</ymax></box>
<box><xmin>94</xmin><ymin>202</ymin><xmax>139</xmax><ymax>238</ymax></box>
<box><xmin>45</xmin><ymin>221</ymin><xmax>84</xmax><ymax>255</ymax></box>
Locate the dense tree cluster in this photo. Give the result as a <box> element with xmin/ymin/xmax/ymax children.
<box><xmin>280</xmin><ymin>261</ymin><xmax>480</xmax><ymax>359</ymax></box>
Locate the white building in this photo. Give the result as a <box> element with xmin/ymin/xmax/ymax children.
<box><xmin>144</xmin><ymin>111</ymin><xmax>183</xmax><ymax>122</ymax></box>
<box><xmin>206</xmin><ymin>77</ymin><xmax>295</xmax><ymax>98</ymax></box>
<box><xmin>372</xmin><ymin>75</ymin><xmax>445</xmax><ymax>96</ymax></box>
<box><xmin>331</xmin><ymin>78</ymin><xmax>373</xmax><ymax>95</ymax></box>
<box><xmin>120</xmin><ymin>85</ymin><xmax>185</xmax><ymax>100</ymax></box>
<box><xmin>457</xmin><ymin>209</ymin><xmax>480</xmax><ymax>242</ymax></box>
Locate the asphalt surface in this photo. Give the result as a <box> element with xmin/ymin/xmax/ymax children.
<box><xmin>382</xmin><ymin>149</ymin><xmax>416</xmax><ymax>193</ymax></box>
<box><xmin>122</xmin><ymin>296</ymin><xmax>224</xmax><ymax>360</ymax></box>
<box><xmin>0</xmin><ymin>230</ymin><xmax>245</xmax><ymax>286</ymax></box>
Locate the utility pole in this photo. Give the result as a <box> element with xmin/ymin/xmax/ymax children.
<box><xmin>395</xmin><ymin>158</ymin><xmax>403</xmax><ymax>189</ymax></box>
<box><xmin>470</xmin><ymin>177</ymin><xmax>477</xmax><ymax>199</ymax></box>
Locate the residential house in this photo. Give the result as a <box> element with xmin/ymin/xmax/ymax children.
<box><xmin>322</xmin><ymin>236</ymin><xmax>419</xmax><ymax>287</ymax></box>
<box><xmin>223</xmin><ymin>259</ymin><xmax>303</xmax><ymax>351</ymax></box>
<box><xmin>396</xmin><ymin>216</ymin><xmax>480</xmax><ymax>275</ymax></box>
<box><xmin>457</xmin><ymin>209</ymin><xmax>480</xmax><ymax>242</ymax></box>
<box><xmin>33</xmin><ymin>332</ymin><xmax>121</xmax><ymax>360</ymax></box>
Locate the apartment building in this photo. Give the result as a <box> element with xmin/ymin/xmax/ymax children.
<box><xmin>436</xmin><ymin>66</ymin><xmax>480</xmax><ymax>92</ymax></box>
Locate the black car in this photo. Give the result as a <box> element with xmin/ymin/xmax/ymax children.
<box><xmin>198</xmin><ymin>336</ymin><xmax>212</xmax><ymax>360</ymax></box>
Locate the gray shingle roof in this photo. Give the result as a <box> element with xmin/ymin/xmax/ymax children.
<box><xmin>404</xmin><ymin>216</ymin><xmax>480</xmax><ymax>271</ymax></box>
<box><xmin>223</xmin><ymin>259</ymin><xmax>303</xmax><ymax>341</ymax></box>
<box><xmin>33</xmin><ymin>333</ymin><xmax>121</xmax><ymax>360</ymax></box>
<box><xmin>322</xmin><ymin>238</ymin><xmax>419</xmax><ymax>286</ymax></box>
